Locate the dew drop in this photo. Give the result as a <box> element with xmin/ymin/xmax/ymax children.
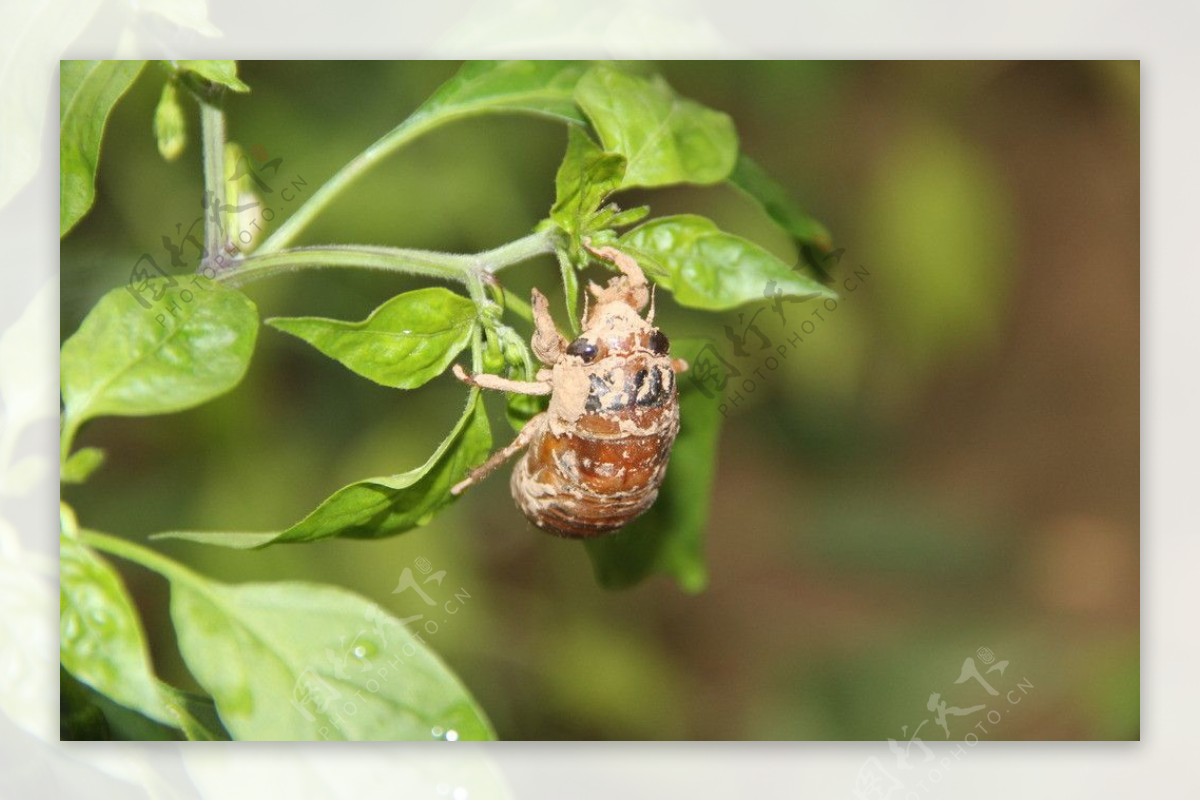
<box><xmin>431</xmin><ymin>725</ymin><xmax>444</xmax><ymax>738</ymax></box>
<box><xmin>445</xmin><ymin>729</ymin><xmax>459</xmax><ymax>742</ymax></box>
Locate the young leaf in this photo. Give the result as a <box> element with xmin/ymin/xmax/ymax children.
<box><xmin>60</xmin><ymin>530</ymin><xmax>174</xmax><ymax>726</ymax></box>
<box><xmin>584</xmin><ymin>339</ymin><xmax>722</xmax><ymax>592</ymax></box>
<box><xmin>268</xmin><ymin>288</ymin><xmax>476</xmax><ymax>389</ymax></box>
<box><xmin>175</xmin><ymin>60</ymin><xmax>250</xmax><ymax>93</ymax></box>
<box><xmin>61</xmin><ymin>447</ymin><xmax>106</xmax><ymax>484</ymax></box>
<box><xmin>60</xmin><ymin>60</ymin><xmax>146</xmax><ymax>236</ymax></box>
<box><xmin>574</xmin><ymin>65</ymin><xmax>738</xmax><ymax>189</ymax></box>
<box><xmin>155</xmin><ymin>390</ymin><xmax>491</xmax><ymax>548</ymax></box>
<box><xmin>170</xmin><ymin>577</ymin><xmax>494</xmax><ymax>740</ymax></box>
<box><xmin>620</xmin><ymin>214</ymin><xmax>836</xmax><ymax>310</ymax></box>
<box><xmin>729</xmin><ymin>154</ymin><xmax>832</xmax><ymax>252</ymax></box>
<box><xmin>411</xmin><ymin>60</ymin><xmax>588</xmax><ymax>128</ymax></box>
<box><xmin>549</xmin><ymin>127</ymin><xmax>626</xmax><ymax>236</ymax></box>
<box><xmin>60</xmin><ymin>278</ymin><xmax>259</xmax><ymax>449</ymax></box>
<box><xmin>153</xmin><ymin>80</ymin><xmax>187</xmax><ymax>161</ymax></box>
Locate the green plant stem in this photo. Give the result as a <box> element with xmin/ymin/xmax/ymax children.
<box><xmin>80</xmin><ymin>529</ymin><xmax>200</xmax><ymax>588</ymax></box>
<box><xmin>503</xmin><ymin>291</ymin><xmax>534</xmax><ymax>324</ymax></box>
<box><xmin>256</xmin><ymin>112</ymin><xmax>451</xmax><ymax>254</ymax></box>
<box><xmin>216</xmin><ymin>230</ymin><xmax>559</xmax><ymax>289</ymax></box>
<box><xmin>199</xmin><ymin>100</ymin><xmax>227</xmax><ymax>263</ymax></box>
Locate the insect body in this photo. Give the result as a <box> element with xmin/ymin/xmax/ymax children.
<box><xmin>450</xmin><ymin>245</ymin><xmax>688</xmax><ymax>538</ymax></box>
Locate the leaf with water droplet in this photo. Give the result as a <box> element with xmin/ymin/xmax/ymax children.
<box><xmin>169</xmin><ymin>576</ymin><xmax>494</xmax><ymax>740</ymax></box>
<box><xmin>268</xmin><ymin>287</ymin><xmax>476</xmax><ymax>390</ymax></box>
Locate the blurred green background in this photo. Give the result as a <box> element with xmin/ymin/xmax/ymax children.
<box><xmin>60</xmin><ymin>61</ymin><xmax>1139</xmax><ymax>740</ymax></box>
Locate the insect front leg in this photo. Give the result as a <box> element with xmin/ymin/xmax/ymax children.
<box><xmin>671</xmin><ymin>358</ymin><xmax>690</xmax><ymax>374</ymax></box>
<box><xmin>530</xmin><ymin>288</ymin><xmax>565</xmax><ymax>365</ymax></box>
<box><xmin>582</xmin><ymin>241</ymin><xmax>650</xmax><ymax>311</ymax></box>
<box><xmin>452</xmin><ymin>364</ymin><xmax>552</xmax><ymax>395</ymax></box>
<box><xmin>451</xmin><ymin>412</ymin><xmax>547</xmax><ymax>496</ymax></box>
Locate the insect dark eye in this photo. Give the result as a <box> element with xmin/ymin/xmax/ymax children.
<box><xmin>566</xmin><ymin>338</ymin><xmax>599</xmax><ymax>362</ymax></box>
<box><xmin>649</xmin><ymin>329</ymin><xmax>670</xmax><ymax>355</ymax></box>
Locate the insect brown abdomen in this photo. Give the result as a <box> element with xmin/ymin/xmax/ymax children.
<box><xmin>511</xmin><ymin>409</ymin><xmax>678</xmax><ymax>538</ymax></box>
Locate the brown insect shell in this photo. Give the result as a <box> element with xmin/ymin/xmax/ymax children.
<box><xmin>511</xmin><ymin>296</ymin><xmax>680</xmax><ymax>538</ymax></box>
<box><xmin>545</xmin><ymin>300</ymin><xmax>675</xmax><ymax>436</ymax></box>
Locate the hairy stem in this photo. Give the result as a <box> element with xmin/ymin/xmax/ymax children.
<box><xmin>216</xmin><ymin>230</ymin><xmax>559</xmax><ymax>289</ymax></box>
<box><xmin>199</xmin><ymin>100</ymin><xmax>227</xmax><ymax>265</ymax></box>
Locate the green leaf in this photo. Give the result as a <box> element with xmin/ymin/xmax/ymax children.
<box><xmin>60</xmin><ymin>277</ymin><xmax>259</xmax><ymax>449</ymax></box>
<box><xmin>604</xmin><ymin>204</ymin><xmax>651</xmax><ymax>229</ymax></box>
<box><xmin>574</xmin><ymin>65</ymin><xmax>737</xmax><ymax>189</ymax></box>
<box><xmin>170</xmin><ymin>577</ymin><xmax>494</xmax><ymax>740</ymax></box>
<box><xmin>61</xmin><ymin>446</ymin><xmax>106</xmax><ymax>484</ymax></box>
<box><xmin>549</xmin><ymin>127</ymin><xmax>626</xmax><ymax>235</ymax></box>
<box><xmin>60</xmin><ymin>60</ymin><xmax>146</xmax><ymax>236</ymax></box>
<box><xmin>60</xmin><ymin>530</ymin><xmax>174</xmax><ymax>726</ymax></box>
<box><xmin>156</xmin><ymin>682</ymin><xmax>231</xmax><ymax>740</ymax></box>
<box><xmin>268</xmin><ymin>288</ymin><xmax>476</xmax><ymax>390</ymax></box>
<box><xmin>175</xmin><ymin>60</ymin><xmax>250</xmax><ymax>93</ymax></box>
<box><xmin>412</xmin><ymin>60</ymin><xmax>588</xmax><ymax>127</ymax></box>
<box><xmin>620</xmin><ymin>214</ymin><xmax>836</xmax><ymax>310</ymax></box>
<box><xmin>729</xmin><ymin>153</ymin><xmax>832</xmax><ymax>251</ymax></box>
<box><xmin>585</xmin><ymin>339</ymin><xmax>723</xmax><ymax>592</ymax></box>
<box><xmin>156</xmin><ymin>390</ymin><xmax>492</xmax><ymax>548</ymax></box>
<box><xmin>153</xmin><ymin>80</ymin><xmax>187</xmax><ymax>161</ymax></box>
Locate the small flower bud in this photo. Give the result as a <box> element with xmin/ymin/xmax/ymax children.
<box><xmin>153</xmin><ymin>81</ymin><xmax>187</xmax><ymax>161</ymax></box>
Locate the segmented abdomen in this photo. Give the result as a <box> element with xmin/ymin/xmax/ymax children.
<box><xmin>511</xmin><ymin>415</ymin><xmax>678</xmax><ymax>538</ymax></box>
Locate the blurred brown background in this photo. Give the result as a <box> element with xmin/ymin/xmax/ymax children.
<box><xmin>60</xmin><ymin>61</ymin><xmax>1139</xmax><ymax>740</ymax></box>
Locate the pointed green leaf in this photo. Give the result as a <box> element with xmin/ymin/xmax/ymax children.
<box><xmin>60</xmin><ymin>60</ymin><xmax>146</xmax><ymax>236</ymax></box>
<box><xmin>574</xmin><ymin>65</ymin><xmax>737</xmax><ymax>189</ymax></box>
<box><xmin>175</xmin><ymin>60</ymin><xmax>250</xmax><ymax>93</ymax></box>
<box><xmin>412</xmin><ymin>60</ymin><xmax>588</xmax><ymax>127</ymax></box>
<box><xmin>60</xmin><ymin>278</ymin><xmax>259</xmax><ymax>449</ymax></box>
<box><xmin>170</xmin><ymin>577</ymin><xmax>494</xmax><ymax>740</ymax></box>
<box><xmin>550</xmin><ymin>127</ymin><xmax>626</xmax><ymax>235</ymax></box>
<box><xmin>156</xmin><ymin>390</ymin><xmax>491</xmax><ymax>548</ymax></box>
<box><xmin>729</xmin><ymin>153</ymin><xmax>832</xmax><ymax>251</ymax></box>
<box><xmin>620</xmin><ymin>214</ymin><xmax>836</xmax><ymax>310</ymax></box>
<box><xmin>60</xmin><ymin>530</ymin><xmax>173</xmax><ymax>726</ymax></box>
<box><xmin>585</xmin><ymin>339</ymin><xmax>723</xmax><ymax>592</ymax></box>
<box><xmin>61</xmin><ymin>446</ymin><xmax>106</xmax><ymax>484</ymax></box>
<box><xmin>604</xmin><ymin>204</ymin><xmax>651</xmax><ymax>229</ymax></box>
<box><xmin>268</xmin><ymin>288</ymin><xmax>476</xmax><ymax>389</ymax></box>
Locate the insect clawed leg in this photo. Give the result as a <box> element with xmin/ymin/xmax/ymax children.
<box><xmin>453</xmin><ymin>364</ymin><xmax>552</xmax><ymax>395</ymax></box>
<box><xmin>671</xmin><ymin>358</ymin><xmax>689</xmax><ymax>374</ymax></box>
<box><xmin>451</xmin><ymin>413</ymin><xmax>546</xmax><ymax>496</ymax></box>
<box><xmin>531</xmin><ymin>288</ymin><xmax>566</xmax><ymax>365</ymax></box>
<box><xmin>582</xmin><ymin>242</ymin><xmax>650</xmax><ymax>312</ymax></box>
